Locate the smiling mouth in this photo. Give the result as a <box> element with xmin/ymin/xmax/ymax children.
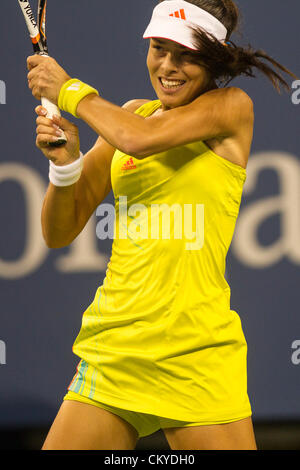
<box><xmin>159</xmin><ymin>77</ymin><xmax>186</xmax><ymax>90</ymax></box>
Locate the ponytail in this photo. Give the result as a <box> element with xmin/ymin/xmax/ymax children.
<box><xmin>190</xmin><ymin>29</ymin><xmax>298</xmax><ymax>92</ymax></box>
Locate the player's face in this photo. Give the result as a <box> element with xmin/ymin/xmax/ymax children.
<box><xmin>147</xmin><ymin>38</ymin><xmax>216</xmax><ymax>110</ymax></box>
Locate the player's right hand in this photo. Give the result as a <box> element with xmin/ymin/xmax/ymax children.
<box><xmin>35</xmin><ymin>106</ymin><xmax>80</xmax><ymax>166</ymax></box>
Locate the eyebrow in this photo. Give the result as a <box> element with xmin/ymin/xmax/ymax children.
<box><xmin>152</xmin><ymin>38</ymin><xmax>187</xmax><ymax>52</ymax></box>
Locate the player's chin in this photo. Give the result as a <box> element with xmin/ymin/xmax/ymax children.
<box><xmin>158</xmin><ymin>91</ymin><xmax>190</xmax><ymax>109</ymax></box>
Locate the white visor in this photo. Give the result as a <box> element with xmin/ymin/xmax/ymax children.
<box><xmin>143</xmin><ymin>0</ymin><xmax>228</xmax><ymax>50</ymax></box>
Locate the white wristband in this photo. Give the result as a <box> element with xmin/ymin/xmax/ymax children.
<box><xmin>49</xmin><ymin>152</ymin><xmax>84</xmax><ymax>187</ymax></box>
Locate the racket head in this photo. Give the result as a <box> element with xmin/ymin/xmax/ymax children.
<box><xmin>37</xmin><ymin>0</ymin><xmax>48</xmax><ymax>53</ymax></box>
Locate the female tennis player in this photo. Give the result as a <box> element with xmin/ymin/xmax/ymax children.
<box><xmin>27</xmin><ymin>0</ymin><xmax>296</xmax><ymax>450</ymax></box>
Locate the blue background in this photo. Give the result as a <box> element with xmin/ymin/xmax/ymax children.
<box><xmin>0</xmin><ymin>0</ymin><xmax>299</xmax><ymax>429</ymax></box>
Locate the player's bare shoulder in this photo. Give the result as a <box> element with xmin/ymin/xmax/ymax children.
<box><xmin>211</xmin><ymin>86</ymin><xmax>254</xmax><ymax>132</ymax></box>
<box><xmin>233</xmin><ymin>85</ymin><xmax>253</xmax><ymax>104</ymax></box>
<box><xmin>227</xmin><ymin>87</ymin><xmax>254</xmax><ymax>120</ymax></box>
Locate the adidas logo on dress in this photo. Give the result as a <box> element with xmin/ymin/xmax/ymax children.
<box><xmin>121</xmin><ymin>158</ymin><xmax>137</xmax><ymax>171</ymax></box>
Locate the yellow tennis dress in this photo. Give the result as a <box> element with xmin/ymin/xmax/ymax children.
<box><xmin>65</xmin><ymin>100</ymin><xmax>252</xmax><ymax>436</ymax></box>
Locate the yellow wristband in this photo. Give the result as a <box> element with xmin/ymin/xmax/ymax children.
<box><xmin>58</xmin><ymin>79</ymin><xmax>99</xmax><ymax>118</ymax></box>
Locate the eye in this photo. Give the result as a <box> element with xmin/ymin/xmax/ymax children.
<box><xmin>180</xmin><ymin>51</ymin><xmax>197</xmax><ymax>63</ymax></box>
<box><xmin>181</xmin><ymin>51</ymin><xmax>192</xmax><ymax>58</ymax></box>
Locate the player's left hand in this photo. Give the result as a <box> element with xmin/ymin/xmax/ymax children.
<box><xmin>27</xmin><ymin>55</ymin><xmax>71</xmax><ymax>104</ymax></box>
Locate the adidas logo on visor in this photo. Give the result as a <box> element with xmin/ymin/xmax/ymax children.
<box><xmin>169</xmin><ymin>9</ymin><xmax>186</xmax><ymax>20</ymax></box>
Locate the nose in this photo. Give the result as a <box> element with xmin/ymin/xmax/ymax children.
<box><xmin>160</xmin><ymin>52</ymin><xmax>180</xmax><ymax>74</ymax></box>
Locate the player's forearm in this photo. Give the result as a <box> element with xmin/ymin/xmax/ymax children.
<box><xmin>77</xmin><ymin>94</ymin><xmax>150</xmax><ymax>156</ymax></box>
<box><xmin>41</xmin><ymin>183</ymin><xmax>79</xmax><ymax>249</ymax></box>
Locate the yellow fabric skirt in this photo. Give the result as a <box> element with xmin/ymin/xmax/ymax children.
<box><xmin>65</xmin><ymin>350</ymin><xmax>252</xmax><ymax>439</ymax></box>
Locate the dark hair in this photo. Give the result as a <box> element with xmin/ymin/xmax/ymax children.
<box><xmin>159</xmin><ymin>0</ymin><xmax>297</xmax><ymax>92</ymax></box>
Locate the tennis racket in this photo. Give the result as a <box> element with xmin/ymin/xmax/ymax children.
<box><xmin>18</xmin><ymin>0</ymin><xmax>67</xmax><ymax>146</ymax></box>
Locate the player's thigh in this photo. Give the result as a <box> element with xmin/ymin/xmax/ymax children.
<box><xmin>163</xmin><ymin>417</ymin><xmax>257</xmax><ymax>450</ymax></box>
<box><xmin>42</xmin><ymin>400</ymin><xmax>139</xmax><ymax>450</ymax></box>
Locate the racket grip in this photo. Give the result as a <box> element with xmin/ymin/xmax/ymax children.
<box><xmin>41</xmin><ymin>97</ymin><xmax>67</xmax><ymax>147</ymax></box>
